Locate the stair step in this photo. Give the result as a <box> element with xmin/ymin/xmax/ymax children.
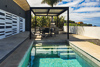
<box><xmin>35</xmin><ymin>33</ymin><xmax>40</xmax><ymax>35</ymax></box>
<box><xmin>60</xmin><ymin>53</ymin><xmax>76</xmax><ymax>59</ymax></box>
<box><xmin>36</xmin><ymin>49</ymin><xmax>73</xmax><ymax>52</ymax></box>
<box><xmin>36</xmin><ymin>46</ymin><xmax>71</xmax><ymax>49</ymax></box>
<box><xmin>58</xmin><ymin>49</ymin><xmax>74</xmax><ymax>56</ymax></box>
<box><xmin>36</xmin><ymin>36</ymin><xmax>42</xmax><ymax>38</ymax></box>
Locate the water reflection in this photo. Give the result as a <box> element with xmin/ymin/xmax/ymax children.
<box><xmin>32</xmin><ymin>42</ymin><xmax>73</xmax><ymax>59</ymax></box>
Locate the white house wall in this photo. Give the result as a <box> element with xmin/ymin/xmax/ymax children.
<box><xmin>0</xmin><ymin>9</ymin><xmax>5</xmax><ymax>39</ymax></box>
<box><xmin>0</xmin><ymin>9</ymin><xmax>25</xmax><ymax>39</ymax></box>
<box><xmin>63</xmin><ymin>26</ymin><xmax>100</xmax><ymax>39</ymax></box>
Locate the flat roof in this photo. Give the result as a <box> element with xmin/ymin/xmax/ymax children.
<box><xmin>31</xmin><ymin>7</ymin><xmax>69</xmax><ymax>16</ymax></box>
<box><xmin>13</xmin><ymin>0</ymin><xmax>30</xmax><ymax>11</ymax></box>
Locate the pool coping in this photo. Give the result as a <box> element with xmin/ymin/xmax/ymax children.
<box><xmin>18</xmin><ymin>41</ymin><xmax>33</xmax><ymax>67</ymax></box>
<box><xmin>68</xmin><ymin>41</ymin><xmax>100</xmax><ymax>67</ymax></box>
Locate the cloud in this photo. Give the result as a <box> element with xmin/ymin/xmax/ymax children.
<box><xmin>57</xmin><ymin>0</ymin><xmax>100</xmax><ymax>22</ymax></box>
<box><xmin>79</xmin><ymin>2</ymin><xmax>99</xmax><ymax>7</ymax></box>
<box><xmin>62</xmin><ymin>0</ymin><xmax>72</xmax><ymax>1</ymax></box>
<box><xmin>85</xmin><ymin>0</ymin><xmax>100</xmax><ymax>2</ymax></box>
<box><xmin>27</xmin><ymin>0</ymin><xmax>50</xmax><ymax>7</ymax></box>
<box><xmin>74</xmin><ymin>7</ymin><xmax>100</xmax><ymax>12</ymax></box>
<box><xmin>57</xmin><ymin>0</ymin><xmax>84</xmax><ymax>7</ymax></box>
<box><xmin>60</xmin><ymin>6</ymin><xmax>100</xmax><ymax>21</ymax></box>
<box><xmin>74</xmin><ymin>12</ymin><xmax>100</xmax><ymax>18</ymax></box>
<box><xmin>61</xmin><ymin>11</ymin><xmax>100</xmax><ymax>22</ymax></box>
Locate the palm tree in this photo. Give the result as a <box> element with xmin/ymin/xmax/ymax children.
<box><xmin>41</xmin><ymin>0</ymin><xmax>62</xmax><ymax>23</ymax></box>
<box><xmin>41</xmin><ymin>0</ymin><xmax>62</xmax><ymax>7</ymax></box>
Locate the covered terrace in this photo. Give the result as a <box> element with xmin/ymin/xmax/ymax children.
<box><xmin>29</xmin><ymin>7</ymin><xmax>69</xmax><ymax>39</ymax></box>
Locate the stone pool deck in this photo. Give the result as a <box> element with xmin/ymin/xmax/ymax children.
<box><xmin>69</xmin><ymin>34</ymin><xmax>100</xmax><ymax>61</ymax></box>
<box><xmin>0</xmin><ymin>31</ymin><xmax>34</xmax><ymax>67</ymax></box>
<box><xmin>0</xmin><ymin>31</ymin><xmax>29</xmax><ymax>63</ymax></box>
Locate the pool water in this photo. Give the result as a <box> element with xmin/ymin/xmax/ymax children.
<box><xmin>30</xmin><ymin>42</ymin><xmax>93</xmax><ymax>67</ymax></box>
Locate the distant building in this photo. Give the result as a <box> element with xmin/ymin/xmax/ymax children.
<box><xmin>75</xmin><ymin>22</ymin><xmax>83</xmax><ymax>24</ymax></box>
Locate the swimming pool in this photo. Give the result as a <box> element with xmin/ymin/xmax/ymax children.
<box><xmin>28</xmin><ymin>42</ymin><xmax>99</xmax><ymax>67</ymax></box>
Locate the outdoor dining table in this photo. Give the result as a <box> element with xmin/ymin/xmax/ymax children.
<box><xmin>40</xmin><ymin>27</ymin><xmax>54</xmax><ymax>37</ymax></box>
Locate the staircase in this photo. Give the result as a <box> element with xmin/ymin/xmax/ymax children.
<box><xmin>31</xmin><ymin>43</ymin><xmax>76</xmax><ymax>59</ymax></box>
<box><xmin>57</xmin><ymin>46</ymin><xmax>76</xmax><ymax>59</ymax></box>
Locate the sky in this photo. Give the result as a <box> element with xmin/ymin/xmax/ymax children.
<box><xmin>27</xmin><ymin>0</ymin><xmax>100</xmax><ymax>26</ymax></box>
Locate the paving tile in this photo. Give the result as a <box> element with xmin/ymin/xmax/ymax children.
<box><xmin>69</xmin><ymin>34</ymin><xmax>100</xmax><ymax>61</ymax></box>
<box><xmin>0</xmin><ymin>32</ymin><xmax>29</xmax><ymax>62</ymax></box>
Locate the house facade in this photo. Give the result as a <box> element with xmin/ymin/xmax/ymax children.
<box><xmin>0</xmin><ymin>0</ymin><xmax>30</xmax><ymax>39</ymax></box>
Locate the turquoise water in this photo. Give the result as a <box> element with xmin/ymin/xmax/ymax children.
<box><xmin>33</xmin><ymin>58</ymin><xmax>82</xmax><ymax>67</ymax></box>
<box><xmin>30</xmin><ymin>42</ymin><xmax>93</xmax><ymax>67</ymax></box>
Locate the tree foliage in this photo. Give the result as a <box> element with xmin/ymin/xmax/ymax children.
<box><xmin>54</xmin><ymin>16</ymin><xmax>65</xmax><ymax>28</ymax></box>
<box><xmin>41</xmin><ymin>0</ymin><xmax>62</xmax><ymax>7</ymax></box>
<box><xmin>65</xmin><ymin>20</ymin><xmax>75</xmax><ymax>23</ymax></box>
<box><xmin>31</xmin><ymin>15</ymin><xmax>65</xmax><ymax>28</ymax></box>
<box><xmin>64</xmin><ymin>23</ymin><xmax>92</xmax><ymax>26</ymax></box>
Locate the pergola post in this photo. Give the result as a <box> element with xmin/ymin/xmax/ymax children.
<box><xmin>35</xmin><ymin>16</ymin><xmax>36</xmax><ymax>33</ymax></box>
<box><xmin>30</xmin><ymin>8</ymin><xmax>31</xmax><ymax>39</ymax></box>
<box><xmin>57</xmin><ymin>16</ymin><xmax>58</xmax><ymax>27</ymax></box>
<box><xmin>67</xmin><ymin>7</ymin><xmax>69</xmax><ymax>39</ymax></box>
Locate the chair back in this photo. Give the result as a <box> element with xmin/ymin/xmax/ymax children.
<box><xmin>44</xmin><ymin>28</ymin><xmax>49</xmax><ymax>33</ymax></box>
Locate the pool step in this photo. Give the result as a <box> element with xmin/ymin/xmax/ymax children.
<box><xmin>36</xmin><ymin>46</ymin><xmax>71</xmax><ymax>49</ymax></box>
<box><xmin>36</xmin><ymin>49</ymin><xmax>72</xmax><ymax>52</ymax></box>
<box><xmin>58</xmin><ymin>49</ymin><xmax>74</xmax><ymax>56</ymax></box>
<box><xmin>60</xmin><ymin>53</ymin><xmax>76</xmax><ymax>59</ymax></box>
<box><xmin>35</xmin><ymin>49</ymin><xmax>74</xmax><ymax>57</ymax></box>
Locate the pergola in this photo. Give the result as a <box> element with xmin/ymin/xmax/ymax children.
<box><xmin>29</xmin><ymin>7</ymin><xmax>69</xmax><ymax>39</ymax></box>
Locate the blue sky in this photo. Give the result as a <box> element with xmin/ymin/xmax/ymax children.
<box><xmin>58</xmin><ymin>0</ymin><xmax>100</xmax><ymax>26</ymax></box>
<box><xmin>28</xmin><ymin>0</ymin><xmax>100</xmax><ymax>26</ymax></box>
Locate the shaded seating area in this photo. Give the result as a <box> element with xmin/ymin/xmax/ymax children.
<box><xmin>30</xmin><ymin>7</ymin><xmax>69</xmax><ymax>39</ymax></box>
<box><xmin>39</xmin><ymin>27</ymin><xmax>56</xmax><ymax>38</ymax></box>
